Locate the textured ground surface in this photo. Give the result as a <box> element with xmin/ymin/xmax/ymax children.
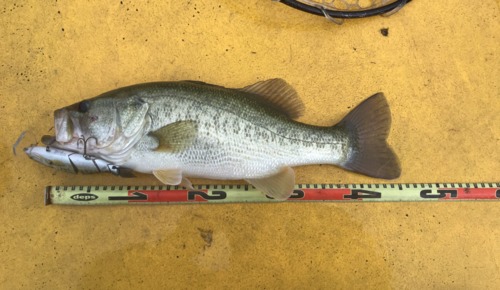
<box><xmin>0</xmin><ymin>1</ymin><xmax>499</xmax><ymax>289</ymax></box>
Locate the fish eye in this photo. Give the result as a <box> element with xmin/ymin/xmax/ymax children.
<box><xmin>78</xmin><ymin>100</ymin><xmax>91</xmax><ymax>113</ymax></box>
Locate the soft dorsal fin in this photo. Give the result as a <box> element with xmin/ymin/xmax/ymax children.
<box><xmin>240</xmin><ymin>79</ymin><xmax>305</xmax><ymax>119</ymax></box>
<box><xmin>151</xmin><ymin>120</ymin><xmax>198</xmax><ymax>152</ymax></box>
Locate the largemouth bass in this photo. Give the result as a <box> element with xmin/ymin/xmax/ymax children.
<box><xmin>43</xmin><ymin>79</ymin><xmax>400</xmax><ymax>199</ymax></box>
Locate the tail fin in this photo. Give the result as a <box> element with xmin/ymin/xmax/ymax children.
<box><xmin>338</xmin><ymin>93</ymin><xmax>401</xmax><ymax>179</ymax></box>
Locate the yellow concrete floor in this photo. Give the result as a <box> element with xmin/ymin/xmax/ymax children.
<box><xmin>1</xmin><ymin>1</ymin><xmax>499</xmax><ymax>289</ymax></box>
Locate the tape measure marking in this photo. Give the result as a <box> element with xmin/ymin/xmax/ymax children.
<box><xmin>45</xmin><ymin>183</ymin><xmax>500</xmax><ymax>205</ymax></box>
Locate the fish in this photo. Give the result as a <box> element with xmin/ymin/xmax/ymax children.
<box><xmin>24</xmin><ymin>146</ymin><xmax>135</xmax><ymax>177</ymax></box>
<box><xmin>43</xmin><ymin>79</ymin><xmax>400</xmax><ymax>199</ymax></box>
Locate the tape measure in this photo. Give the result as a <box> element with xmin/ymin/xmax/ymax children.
<box><xmin>45</xmin><ymin>183</ymin><xmax>500</xmax><ymax>205</ymax></box>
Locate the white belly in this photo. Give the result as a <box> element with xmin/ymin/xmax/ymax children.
<box><xmin>122</xmin><ymin>136</ymin><xmax>342</xmax><ymax>180</ymax></box>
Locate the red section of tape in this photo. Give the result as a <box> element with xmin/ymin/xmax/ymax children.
<box><xmin>127</xmin><ymin>190</ymin><xmax>194</xmax><ymax>202</ymax></box>
<box><xmin>120</xmin><ymin>187</ymin><xmax>498</xmax><ymax>203</ymax></box>
<box><xmin>442</xmin><ymin>188</ymin><xmax>498</xmax><ymax>200</ymax></box>
<box><xmin>292</xmin><ymin>189</ymin><xmax>351</xmax><ymax>200</ymax></box>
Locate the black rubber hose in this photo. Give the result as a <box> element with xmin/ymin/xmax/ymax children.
<box><xmin>279</xmin><ymin>0</ymin><xmax>412</xmax><ymax>19</ymax></box>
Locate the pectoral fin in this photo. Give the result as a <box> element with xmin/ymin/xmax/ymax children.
<box><xmin>152</xmin><ymin>120</ymin><xmax>198</xmax><ymax>152</ymax></box>
<box><xmin>153</xmin><ymin>169</ymin><xmax>183</xmax><ymax>185</ymax></box>
<box><xmin>246</xmin><ymin>167</ymin><xmax>295</xmax><ymax>200</ymax></box>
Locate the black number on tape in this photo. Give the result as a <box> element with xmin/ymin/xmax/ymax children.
<box><xmin>344</xmin><ymin>189</ymin><xmax>381</xmax><ymax>200</ymax></box>
<box><xmin>188</xmin><ymin>191</ymin><xmax>227</xmax><ymax>200</ymax></box>
<box><xmin>290</xmin><ymin>190</ymin><xmax>305</xmax><ymax>199</ymax></box>
<box><xmin>420</xmin><ymin>189</ymin><xmax>458</xmax><ymax>199</ymax></box>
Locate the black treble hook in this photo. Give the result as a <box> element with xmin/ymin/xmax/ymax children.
<box><xmin>77</xmin><ymin>136</ymin><xmax>98</xmax><ymax>160</ymax></box>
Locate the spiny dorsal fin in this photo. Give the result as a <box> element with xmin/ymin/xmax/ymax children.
<box><xmin>151</xmin><ymin>120</ymin><xmax>197</xmax><ymax>152</ymax></box>
<box><xmin>240</xmin><ymin>79</ymin><xmax>305</xmax><ymax>119</ymax></box>
<box><xmin>182</xmin><ymin>80</ymin><xmax>223</xmax><ymax>89</ymax></box>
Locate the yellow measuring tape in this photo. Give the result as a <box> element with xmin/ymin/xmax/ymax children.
<box><xmin>45</xmin><ymin>183</ymin><xmax>500</xmax><ymax>205</ymax></box>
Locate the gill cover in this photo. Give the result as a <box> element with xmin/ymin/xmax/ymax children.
<box><xmin>117</xmin><ymin>98</ymin><xmax>150</xmax><ymax>138</ymax></box>
<box><xmin>52</xmin><ymin>95</ymin><xmax>151</xmax><ymax>165</ymax></box>
<box><xmin>95</xmin><ymin>97</ymin><xmax>151</xmax><ymax>163</ymax></box>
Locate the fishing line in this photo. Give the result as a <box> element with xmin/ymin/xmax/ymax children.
<box><xmin>13</xmin><ymin>130</ymin><xmax>40</xmax><ymax>156</ymax></box>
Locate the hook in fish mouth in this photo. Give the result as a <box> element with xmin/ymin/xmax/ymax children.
<box><xmin>42</xmin><ymin>134</ymin><xmax>99</xmax><ymax>159</ymax></box>
<box><xmin>77</xmin><ymin>136</ymin><xmax>98</xmax><ymax>159</ymax></box>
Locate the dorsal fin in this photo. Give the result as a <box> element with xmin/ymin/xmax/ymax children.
<box><xmin>240</xmin><ymin>79</ymin><xmax>305</xmax><ymax>119</ymax></box>
<box><xmin>182</xmin><ymin>80</ymin><xmax>224</xmax><ymax>89</ymax></box>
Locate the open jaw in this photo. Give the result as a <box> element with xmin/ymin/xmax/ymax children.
<box><xmin>52</xmin><ymin>108</ymin><xmax>117</xmax><ymax>150</ymax></box>
<box><xmin>48</xmin><ymin>109</ymin><xmax>90</xmax><ymax>154</ymax></box>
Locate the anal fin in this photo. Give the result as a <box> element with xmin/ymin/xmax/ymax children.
<box><xmin>246</xmin><ymin>167</ymin><xmax>295</xmax><ymax>200</ymax></box>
